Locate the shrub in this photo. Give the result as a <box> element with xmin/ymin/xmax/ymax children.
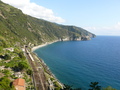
<box><xmin>4</xmin><ymin>54</ymin><xmax>11</xmax><ymax>60</ymax></box>
<box><xmin>26</xmin><ymin>69</ymin><xmax>32</xmax><ymax>75</ymax></box>
<box><xmin>0</xmin><ymin>77</ymin><xmax>14</xmax><ymax>90</ymax></box>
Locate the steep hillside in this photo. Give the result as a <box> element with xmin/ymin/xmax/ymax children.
<box><xmin>0</xmin><ymin>1</ymin><xmax>96</xmax><ymax>90</ymax></box>
<box><xmin>0</xmin><ymin>1</ymin><xmax>95</xmax><ymax>47</ymax></box>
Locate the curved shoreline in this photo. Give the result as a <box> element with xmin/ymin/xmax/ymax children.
<box><xmin>32</xmin><ymin>52</ymin><xmax>64</xmax><ymax>88</ymax></box>
<box><xmin>31</xmin><ymin>38</ymin><xmax>72</xmax><ymax>51</ymax></box>
<box><xmin>31</xmin><ymin>38</ymin><xmax>93</xmax><ymax>89</ymax></box>
<box><xmin>32</xmin><ymin>40</ymin><xmax>59</xmax><ymax>51</ymax></box>
<box><xmin>31</xmin><ymin>41</ymin><xmax>64</xmax><ymax>89</ymax></box>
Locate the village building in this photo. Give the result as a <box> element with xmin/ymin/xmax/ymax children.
<box><xmin>14</xmin><ymin>72</ymin><xmax>22</xmax><ymax>78</ymax></box>
<box><xmin>4</xmin><ymin>47</ymin><xmax>14</xmax><ymax>52</ymax></box>
<box><xmin>0</xmin><ymin>66</ymin><xmax>4</xmax><ymax>70</ymax></box>
<box><xmin>13</xmin><ymin>78</ymin><xmax>26</xmax><ymax>90</ymax></box>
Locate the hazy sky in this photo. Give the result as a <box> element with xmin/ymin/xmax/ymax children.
<box><xmin>1</xmin><ymin>0</ymin><xmax>120</xmax><ymax>36</ymax></box>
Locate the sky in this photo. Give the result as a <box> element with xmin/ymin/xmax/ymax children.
<box><xmin>1</xmin><ymin>0</ymin><xmax>120</xmax><ymax>36</ymax></box>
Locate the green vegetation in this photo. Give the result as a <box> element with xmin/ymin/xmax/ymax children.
<box><xmin>0</xmin><ymin>1</ymin><xmax>95</xmax><ymax>89</ymax></box>
<box><xmin>26</xmin><ymin>69</ymin><xmax>32</xmax><ymax>75</ymax></box>
<box><xmin>4</xmin><ymin>54</ymin><xmax>11</xmax><ymax>60</ymax></box>
<box><xmin>0</xmin><ymin>1</ymin><xmax>95</xmax><ymax>48</ymax></box>
<box><xmin>12</xmin><ymin>61</ymin><xmax>29</xmax><ymax>71</ymax></box>
<box><xmin>89</xmin><ymin>82</ymin><xmax>101</xmax><ymax>90</ymax></box>
<box><xmin>88</xmin><ymin>82</ymin><xmax>117</xmax><ymax>90</ymax></box>
<box><xmin>0</xmin><ymin>44</ymin><xmax>32</xmax><ymax>89</ymax></box>
<box><xmin>103</xmin><ymin>86</ymin><xmax>116</xmax><ymax>90</ymax></box>
<box><xmin>18</xmin><ymin>62</ymin><xmax>28</xmax><ymax>71</ymax></box>
<box><xmin>0</xmin><ymin>77</ymin><xmax>14</xmax><ymax>90</ymax></box>
<box><xmin>18</xmin><ymin>52</ymin><xmax>25</xmax><ymax>59</ymax></box>
<box><xmin>1</xmin><ymin>1</ymin><xmax>117</xmax><ymax>90</ymax></box>
<box><xmin>2</xmin><ymin>69</ymin><xmax>11</xmax><ymax>76</ymax></box>
<box><xmin>62</xmin><ymin>84</ymin><xmax>81</xmax><ymax>90</ymax></box>
<box><xmin>62</xmin><ymin>82</ymin><xmax>117</xmax><ymax>90</ymax></box>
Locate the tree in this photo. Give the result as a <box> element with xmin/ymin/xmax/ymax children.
<box><xmin>18</xmin><ymin>52</ymin><xmax>25</xmax><ymax>59</ymax></box>
<box><xmin>2</xmin><ymin>70</ymin><xmax>11</xmax><ymax>76</ymax></box>
<box><xmin>12</xmin><ymin>62</ymin><xmax>29</xmax><ymax>71</ymax></box>
<box><xmin>18</xmin><ymin>62</ymin><xmax>28</xmax><ymax>71</ymax></box>
<box><xmin>89</xmin><ymin>82</ymin><xmax>101</xmax><ymax>90</ymax></box>
<box><xmin>4</xmin><ymin>54</ymin><xmax>11</xmax><ymax>60</ymax></box>
<box><xmin>0</xmin><ymin>77</ymin><xmax>14</xmax><ymax>90</ymax></box>
<box><xmin>62</xmin><ymin>84</ymin><xmax>81</xmax><ymax>90</ymax></box>
<box><xmin>26</xmin><ymin>69</ymin><xmax>32</xmax><ymax>75</ymax></box>
<box><xmin>63</xmin><ymin>84</ymin><xmax>73</xmax><ymax>90</ymax></box>
<box><xmin>103</xmin><ymin>86</ymin><xmax>116</xmax><ymax>90</ymax></box>
<box><xmin>0</xmin><ymin>46</ymin><xmax>3</xmax><ymax>55</ymax></box>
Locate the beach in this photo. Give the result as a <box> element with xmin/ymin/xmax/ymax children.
<box><xmin>32</xmin><ymin>40</ymin><xmax>60</xmax><ymax>51</ymax></box>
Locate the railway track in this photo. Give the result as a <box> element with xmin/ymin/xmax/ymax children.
<box><xmin>25</xmin><ymin>47</ymin><xmax>48</xmax><ymax>90</ymax></box>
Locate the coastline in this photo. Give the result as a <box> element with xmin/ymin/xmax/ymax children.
<box><xmin>31</xmin><ymin>37</ymin><xmax>72</xmax><ymax>51</ymax></box>
<box><xmin>34</xmin><ymin>53</ymin><xmax>64</xmax><ymax>88</ymax></box>
<box><xmin>31</xmin><ymin>38</ymin><xmax>92</xmax><ymax>88</ymax></box>
<box><xmin>32</xmin><ymin>40</ymin><xmax>59</xmax><ymax>52</ymax></box>
<box><xmin>31</xmin><ymin>40</ymin><xmax>64</xmax><ymax>89</ymax></box>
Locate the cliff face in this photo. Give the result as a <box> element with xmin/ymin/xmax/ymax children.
<box><xmin>59</xmin><ymin>25</ymin><xmax>96</xmax><ymax>41</ymax></box>
<box><xmin>0</xmin><ymin>1</ymin><xmax>96</xmax><ymax>47</ymax></box>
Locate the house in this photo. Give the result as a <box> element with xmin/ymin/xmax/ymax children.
<box><xmin>0</xmin><ymin>73</ymin><xmax>4</xmax><ymax>78</ymax></box>
<box><xmin>4</xmin><ymin>60</ymin><xmax>10</xmax><ymax>63</ymax></box>
<box><xmin>0</xmin><ymin>66</ymin><xmax>4</xmax><ymax>70</ymax></box>
<box><xmin>13</xmin><ymin>78</ymin><xmax>26</xmax><ymax>90</ymax></box>
<box><xmin>4</xmin><ymin>48</ymin><xmax>14</xmax><ymax>52</ymax></box>
<box><xmin>14</xmin><ymin>72</ymin><xmax>22</xmax><ymax>78</ymax></box>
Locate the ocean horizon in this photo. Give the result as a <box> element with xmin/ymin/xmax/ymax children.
<box><xmin>34</xmin><ymin>36</ymin><xmax>120</xmax><ymax>90</ymax></box>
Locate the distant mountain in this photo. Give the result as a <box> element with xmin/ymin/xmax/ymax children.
<box><xmin>0</xmin><ymin>1</ymin><xmax>95</xmax><ymax>48</ymax></box>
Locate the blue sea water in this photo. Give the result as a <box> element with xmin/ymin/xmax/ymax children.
<box><xmin>34</xmin><ymin>36</ymin><xmax>120</xmax><ymax>90</ymax></box>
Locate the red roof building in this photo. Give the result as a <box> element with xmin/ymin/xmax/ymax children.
<box><xmin>13</xmin><ymin>78</ymin><xmax>25</xmax><ymax>90</ymax></box>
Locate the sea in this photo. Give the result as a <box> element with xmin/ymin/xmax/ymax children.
<box><xmin>34</xmin><ymin>36</ymin><xmax>120</xmax><ymax>90</ymax></box>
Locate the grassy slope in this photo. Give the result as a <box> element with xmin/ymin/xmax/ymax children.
<box><xmin>0</xmin><ymin>1</ymin><xmax>95</xmax><ymax>47</ymax></box>
<box><xmin>0</xmin><ymin>1</ymin><xmax>96</xmax><ymax>89</ymax></box>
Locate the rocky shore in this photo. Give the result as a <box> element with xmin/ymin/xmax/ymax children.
<box><xmin>32</xmin><ymin>35</ymin><xmax>93</xmax><ymax>51</ymax></box>
<box><xmin>30</xmin><ymin>36</ymin><xmax>95</xmax><ymax>89</ymax></box>
<box><xmin>31</xmin><ymin>43</ymin><xmax>64</xmax><ymax>89</ymax></box>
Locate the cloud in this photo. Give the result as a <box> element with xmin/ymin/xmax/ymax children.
<box><xmin>114</xmin><ymin>22</ymin><xmax>120</xmax><ymax>30</ymax></box>
<box><xmin>84</xmin><ymin>22</ymin><xmax>120</xmax><ymax>36</ymax></box>
<box><xmin>1</xmin><ymin>0</ymin><xmax>65</xmax><ymax>23</ymax></box>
